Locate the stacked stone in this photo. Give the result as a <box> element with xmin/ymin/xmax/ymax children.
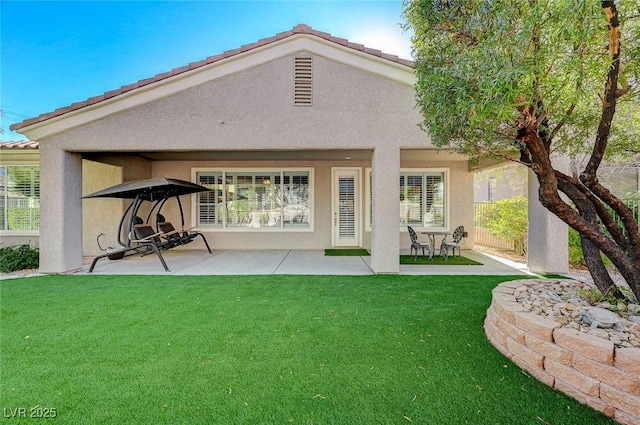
<box><xmin>485</xmin><ymin>279</ymin><xmax>640</xmax><ymax>425</ymax></box>
<box><xmin>512</xmin><ymin>279</ymin><xmax>640</xmax><ymax>348</ymax></box>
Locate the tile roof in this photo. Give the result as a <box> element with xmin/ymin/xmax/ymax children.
<box><xmin>0</xmin><ymin>140</ymin><xmax>39</xmax><ymax>149</ymax></box>
<box><xmin>11</xmin><ymin>24</ymin><xmax>414</xmax><ymax>132</ymax></box>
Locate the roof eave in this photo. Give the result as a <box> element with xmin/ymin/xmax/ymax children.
<box><xmin>12</xmin><ymin>26</ymin><xmax>415</xmax><ymax>141</ymax></box>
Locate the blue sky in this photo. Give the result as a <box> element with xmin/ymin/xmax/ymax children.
<box><xmin>1</xmin><ymin>1</ymin><xmax>412</xmax><ymax>141</ymax></box>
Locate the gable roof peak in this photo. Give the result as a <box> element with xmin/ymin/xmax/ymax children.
<box><xmin>11</xmin><ymin>24</ymin><xmax>414</xmax><ymax>134</ymax></box>
<box><xmin>292</xmin><ymin>23</ymin><xmax>313</xmax><ymax>33</ymax></box>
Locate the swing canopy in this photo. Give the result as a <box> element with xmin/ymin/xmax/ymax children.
<box><xmin>83</xmin><ymin>177</ymin><xmax>209</xmax><ymax>201</ymax></box>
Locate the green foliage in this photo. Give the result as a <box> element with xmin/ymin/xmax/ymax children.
<box><xmin>403</xmin><ymin>0</ymin><xmax>640</xmax><ymax>158</ymax></box>
<box><xmin>404</xmin><ymin>0</ymin><xmax>640</xmax><ymax>301</ymax></box>
<box><xmin>568</xmin><ymin>227</ymin><xmax>586</xmax><ymax>267</ymax></box>
<box><xmin>7</xmin><ymin>208</ymin><xmax>40</xmax><ymax>230</ymax></box>
<box><xmin>478</xmin><ymin>196</ymin><xmax>528</xmax><ymax>255</ymax></box>
<box><xmin>577</xmin><ymin>286</ymin><xmax>637</xmax><ymax>308</ymax></box>
<box><xmin>577</xmin><ymin>287</ymin><xmax>615</xmax><ymax>306</ymax></box>
<box><xmin>568</xmin><ymin>227</ymin><xmax>613</xmax><ymax>268</ymax></box>
<box><xmin>7</xmin><ymin>166</ymin><xmax>40</xmax><ymax>198</ymax></box>
<box><xmin>0</xmin><ymin>244</ymin><xmax>39</xmax><ymax>273</ymax></box>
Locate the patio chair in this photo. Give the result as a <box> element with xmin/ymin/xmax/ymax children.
<box><xmin>440</xmin><ymin>225</ymin><xmax>464</xmax><ymax>261</ymax></box>
<box><xmin>156</xmin><ymin>214</ymin><xmax>212</xmax><ymax>254</ymax></box>
<box><xmin>408</xmin><ymin>226</ymin><xmax>431</xmax><ymax>261</ymax></box>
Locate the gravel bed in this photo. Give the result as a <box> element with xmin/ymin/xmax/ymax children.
<box><xmin>513</xmin><ymin>278</ymin><xmax>640</xmax><ymax>348</ymax></box>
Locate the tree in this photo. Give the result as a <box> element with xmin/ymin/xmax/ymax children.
<box><xmin>404</xmin><ymin>0</ymin><xmax>640</xmax><ymax>300</ymax></box>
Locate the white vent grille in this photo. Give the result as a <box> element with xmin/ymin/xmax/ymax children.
<box><xmin>294</xmin><ymin>57</ymin><xmax>312</xmax><ymax>106</ymax></box>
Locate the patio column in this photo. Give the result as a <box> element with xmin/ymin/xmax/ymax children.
<box><xmin>527</xmin><ymin>168</ymin><xmax>569</xmax><ymax>274</ymax></box>
<box><xmin>370</xmin><ymin>145</ymin><xmax>400</xmax><ymax>274</ymax></box>
<box><xmin>39</xmin><ymin>144</ymin><xmax>83</xmax><ymax>273</ymax></box>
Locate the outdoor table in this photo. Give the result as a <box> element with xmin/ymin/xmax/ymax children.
<box><xmin>421</xmin><ymin>231</ymin><xmax>451</xmax><ymax>260</ymax></box>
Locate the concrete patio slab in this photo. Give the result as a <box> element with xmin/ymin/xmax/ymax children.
<box><xmin>274</xmin><ymin>250</ymin><xmax>373</xmax><ymax>275</ymax></box>
<box><xmin>79</xmin><ymin>249</ymin><xmax>533</xmax><ymax>276</ymax></box>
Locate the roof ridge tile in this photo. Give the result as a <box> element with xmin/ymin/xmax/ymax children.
<box><xmin>0</xmin><ymin>140</ymin><xmax>39</xmax><ymax>149</ymax></box>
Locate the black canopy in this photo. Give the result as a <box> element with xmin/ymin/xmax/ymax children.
<box><xmin>83</xmin><ymin>177</ymin><xmax>210</xmax><ymax>201</ymax></box>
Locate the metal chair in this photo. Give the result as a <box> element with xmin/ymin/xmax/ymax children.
<box><xmin>441</xmin><ymin>225</ymin><xmax>464</xmax><ymax>261</ymax></box>
<box><xmin>408</xmin><ymin>226</ymin><xmax>431</xmax><ymax>260</ymax></box>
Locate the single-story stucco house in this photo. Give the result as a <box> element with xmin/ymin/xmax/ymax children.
<box><xmin>8</xmin><ymin>24</ymin><xmax>568</xmax><ymax>274</ymax></box>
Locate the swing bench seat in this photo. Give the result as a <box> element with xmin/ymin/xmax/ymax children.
<box><xmin>88</xmin><ymin>225</ymin><xmax>172</xmax><ymax>273</ymax></box>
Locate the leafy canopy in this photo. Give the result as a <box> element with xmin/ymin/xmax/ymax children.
<box><xmin>403</xmin><ymin>0</ymin><xmax>640</xmax><ymax>160</ymax></box>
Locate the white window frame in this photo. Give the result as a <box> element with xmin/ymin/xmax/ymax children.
<box><xmin>365</xmin><ymin>167</ymin><xmax>450</xmax><ymax>232</ymax></box>
<box><xmin>191</xmin><ymin>168</ymin><xmax>314</xmax><ymax>232</ymax></box>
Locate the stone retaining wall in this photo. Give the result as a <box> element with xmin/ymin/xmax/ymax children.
<box><xmin>485</xmin><ymin>280</ymin><xmax>640</xmax><ymax>425</ymax></box>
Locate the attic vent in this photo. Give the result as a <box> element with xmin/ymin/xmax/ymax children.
<box><xmin>294</xmin><ymin>57</ymin><xmax>312</xmax><ymax>106</ymax></box>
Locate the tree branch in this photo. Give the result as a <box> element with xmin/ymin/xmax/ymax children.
<box><xmin>556</xmin><ymin>179</ymin><xmax>619</xmax><ymax>296</ymax></box>
<box><xmin>583</xmin><ymin>1</ymin><xmax>621</xmax><ymax>179</ymax></box>
<box><xmin>554</xmin><ymin>170</ymin><xmax>629</xmax><ymax>249</ymax></box>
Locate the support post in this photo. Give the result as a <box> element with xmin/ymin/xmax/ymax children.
<box><xmin>527</xmin><ymin>168</ymin><xmax>569</xmax><ymax>274</ymax></box>
<box><xmin>39</xmin><ymin>145</ymin><xmax>83</xmax><ymax>273</ymax></box>
<box><xmin>370</xmin><ymin>146</ymin><xmax>400</xmax><ymax>274</ymax></box>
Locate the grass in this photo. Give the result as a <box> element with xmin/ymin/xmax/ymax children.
<box><xmin>1</xmin><ymin>275</ymin><xmax>615</xmax><ymax>425</ymax></box>
<box><xmin>324</xmin><ymin>248</ymin><xmax>370</xmax><ymax>256</ymax></box>
<box><xmin>542</xmin><ymin>274</ymin><xmax>572</xmax><ymax>279</ymax></box>
<box><xmin>323</xmin><ymin>250</ymin><xmax>482</xmax><ymax>265</ymax></box>
<box><xmin>399</xmin><ymin>255</ymin><xmax>482</xmax><ymax>265</ymax></box>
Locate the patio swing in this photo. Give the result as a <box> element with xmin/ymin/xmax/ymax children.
<box><xmin>84</xmin><ymin>177</ymin><xmax>213</xmax><ymax>272</ymax></box>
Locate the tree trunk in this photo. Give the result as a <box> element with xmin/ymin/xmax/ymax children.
<box><xmin>580</xmin><ymin>236</ymin><xmax>626</xmax><ymax>299</ymax></box>
<box><xmin>521</xmin><ymin>128</ymin><xmax>640</xmax><ymax>301</ymax></box>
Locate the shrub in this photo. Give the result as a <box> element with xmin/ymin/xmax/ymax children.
<box><xmin>0</xmin><ymin>244</ymin><xmax>39</xmax><ymax>273</ymax></box>
<box><xmin>568</xmin><ymin>224</ymin><xmax>615</xmax><ymax>268</ymax></box>
<box><xmin>568</xmin><ymin>228</ymin><xmax>585</xmax><ymax>267</ymax></box>
<box><xmin>480</xmin><ymin>196</ymin><xmax>528</xmax><ymax>255</ymax></box>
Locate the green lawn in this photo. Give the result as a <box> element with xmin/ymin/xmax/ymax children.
<box><xmin>1</xmin><ymin>275</ymin><xmax>615</xmax><ymax>424</ymax></box>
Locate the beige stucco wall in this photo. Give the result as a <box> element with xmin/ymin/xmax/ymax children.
<box><xmin>41</xmin><ymin>52</ymin><xmax>431</xmax><ymax>152</ymax></box>
<box><xmin>82</xmin><ymin>160</ymin><xmax>123</xmax><ymax>256</ymax></box>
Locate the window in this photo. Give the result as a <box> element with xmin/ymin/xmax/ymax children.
<box><xmin>366</xmin><ymin>168</ymin><xmax>448</xmax><ymax>230</ymax></box>
<box><xmin>0</xmin><ymin>166</ymin><xmax>40</xmax><ymax>231</ymax></box>
<box><xmin>194</xmin><ymin>169</ymin><xmax>312</xmax><ymax>230</ymax></box>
